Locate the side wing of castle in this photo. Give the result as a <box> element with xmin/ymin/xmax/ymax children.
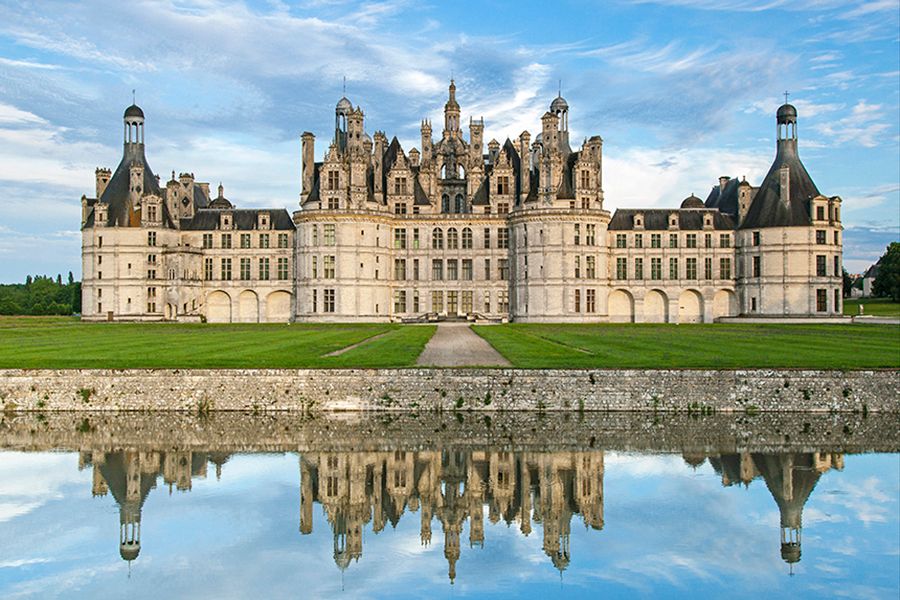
<box><xmin>80</xmin><ymin>84</ymin><xmax>844</xmax><ymax>323</ymax></box>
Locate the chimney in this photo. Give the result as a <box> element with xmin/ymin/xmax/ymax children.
<box><xmin>779</xmin><ymin>165</ymin><xmax>790</xmax><ymax>206</ymax></box>
<box><xmin>95</xmin><ymin>167</ymin><xmax>111</xmax><ymax>198</ymax></box>
<box><xmin>301</xmin><ymin>132</ymin><xmax>315</xmax><ymax>199</ymax></box>
<box><xmin>719</xmin><ymin>176</ymin><xmax>729</xmax><ymax>192</ymax></box>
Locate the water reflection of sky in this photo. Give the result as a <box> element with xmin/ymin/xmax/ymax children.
<box><xmin>0</xmin><ymin>451</ymin><xmax>897</xmax><ymax>599</ymax></box>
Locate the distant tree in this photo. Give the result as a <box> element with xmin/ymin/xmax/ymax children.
<box><xmin>873</xmin><ymin>242</ymin><xmax>900</xmax><ymax>302</ymax></box>
<box><xmin>56</xmin><ymin>274</ymin><xmax>62</xmax><ymax>285</ymax></box>
<box><xmin>25</xmin><ymin>275</ymin><xmax>32</xmax><ymax>287</ymax></box>
<box><xmin>842</xmin><ymin>268</ymin><xmax>853</xmax><ymax>298</ymax></box>
<box><xmin>68</xmin><ymin>271</ymin><xmax>74</xmax><ymax>285</ymax></box>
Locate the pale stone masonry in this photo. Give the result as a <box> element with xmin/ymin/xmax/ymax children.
<box><xmin>80</xmin><ymin>84</ymin><xmax>843</xmax><ymax>322</ymax></box>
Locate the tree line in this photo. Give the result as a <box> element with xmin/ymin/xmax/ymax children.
<box><xmin>0</xmin><ymin>273</ymin><xmax>81</xmax><ymax>315</ymax></box>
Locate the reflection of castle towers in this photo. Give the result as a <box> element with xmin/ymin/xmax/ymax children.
<box><xmin>297</xmin><ymin>448</ymin><xmax>605</xmax><ymax>583</ymax></box>
<box><xmin>698</xmin><ymin>450</ymin><xmax>843</xmax><ymax>570</ymax></box>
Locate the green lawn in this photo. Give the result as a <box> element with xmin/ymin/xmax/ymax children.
<box><xmin>0</xmin><ymin>317</ymin><xmax>435</xmax><ymax>369</ymax></box>
<box><xmin>472</xmin><ymin>323</ymin><xmax>900</xmax><ymax>369</ymax></box>
<box><xmin>844</xmin><ymin>297</ymin><xmax>900</xmax><ymax>317</ymax></box>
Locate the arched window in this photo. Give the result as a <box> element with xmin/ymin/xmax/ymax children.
<box><xmin>461</xmin><ymin>227</ymin><xmax>473</xmax><ymax>249</ymax></box>
<box><xmin>432</xmin><ymin>228</ymin><xmax>443</xmax><ymax>249</ymax></box>
<box><xmin>454</xmin><ymin>194</ymin><xmax>464</xmax><ymax>214</ymax></box>
<box><xmin>447</xmin><ymin>228</ymin><xmax>459</xmax><ymax>250</ymax></box>
<box><xmin>441</xmin><ymin>194</ymin><xmax>450</xmax><ymax>213</ymax></box>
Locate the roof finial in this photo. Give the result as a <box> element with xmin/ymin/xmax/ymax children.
<box><xmin>342</xmin><ymin>76</ymin><xmax>346</xmax><ymax>95</ymax></box>
<box><xmin>558</xmin><ymin>79</ymin><xmax>562</xmax><ymax>97</ymax></box>
<box><xmin>132</xmin><ymin>89</ymin><xmax>135</xmax><ymax>105</ymax></box>
<box><xmin>783</xmin><ymin>90</ymin><xmax>790</xmax><ymax>104</ymax></box>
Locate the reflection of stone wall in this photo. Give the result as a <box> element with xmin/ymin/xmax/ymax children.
<box><xmin>1</xmin><ymin>411</ymin><xmax>896</xmax><ymax>454</ymax></box>
<box><xmin>1</xmin><ymin>368</ymin><xmax>897</xmax><ymax>413</ymax></box>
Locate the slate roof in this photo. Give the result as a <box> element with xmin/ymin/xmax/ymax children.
<box><xmin>87</xmin><ymin>144</ymin><xmax>167</xmax><ymax>228</ymax></box>
<box><xmin>704</xmin><ymin>177</ymin><xmax>742</xmax><ymax>216</ymax></box>
<box><xmin>608</xmin><ymin>208</ymin><xmax>735</xmax><ymax>230</ymax></box>
<box><xmin>740</xmin><ymin>141</ymin><xmax>820</xmax><ymax>229</ymax></box>
<box><xmin>180</xmin><ymin>208</ymin><xmax>294</xmax><ymax>230</ymax></box>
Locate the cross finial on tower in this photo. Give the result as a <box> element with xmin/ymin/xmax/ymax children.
<box><xmin>783</xmin><ymin>90</ymin><xmax>790</xmax><ymax>104</ymax></box>
<box><xmin>132</xmin><ymin>89</ymin><xmax>135</xmax><ymax>104</ymax></box>
<box><xmin>558</xmin><ymin>79</ymin><xmax>562</xmax><ymax>97</ymax></box>
<box><xmin>342</xmin><ymin>76</ymin><xmax>346</xmax><ymax>94</ymax></box>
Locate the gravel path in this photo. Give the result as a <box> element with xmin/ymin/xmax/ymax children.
<box><xmin>415</xmin><ymin>323</ymin><xmax>511</xmax><ymax>367</ymax></box>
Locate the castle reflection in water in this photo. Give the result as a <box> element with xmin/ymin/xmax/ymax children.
<box><xmin>77</xmin><ymin>447</ymin><xmax>843</xmax><ymax>581</ymax></box>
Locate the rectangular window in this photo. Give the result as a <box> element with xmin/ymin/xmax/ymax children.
<box><xmin>575</xmin><ymin>256</ymin><xmax>581</xmax><ymax>279</ymax></box>
<box><xmin>574</xmin><ymin>289</ymin><xmax>581</xmax><ymax>313</ymax></box>
<box><xmin>394</xmin><ymin>228</ymin><xmax>407</xmax><ymax>249</ymax></box>
<box><xmin>499</xmin><ymin>259</ymin><xmax>509</xmax><ymax>281</ymax></box>
<box><xmin>497</xmin><ymin>290</ymin><xmax>509</xmax><ymax>313</ymax></box>
<box><xmin>311</xmin><ymin>256</ymin><xmax>318</xmax><ymax>278</ymax></box>
<box><xmin>311</xmin><ymin>226</ymin><xmax>319</xmax><ymax>246</ymax></box>
<box><xmin>686</xmin><ymin>257</ymin><xmax>697</xmax><ymax>280</ymax></box>
<box><xmin>323</xmin><ymin>255</ymin><xmax>335</xmax><ymax>279</ymax></box>
<box><xmin>240</xmin><ymin>233</ymin><xmax>251</xmax><ymax>249</ymax></box>
<box><xmin>204</xmin><ymin>258</ymin><xmax>213</xmax><ymax>281</ymax></box>
<box><xmin>498</xmin><ymin>228</ymin><xmax>509</xmax><ymax>249</ymax></box>
<box><xmin>462</xmin><ymin>228</ymin><xmax>473</xmax><ymax>249</ymax></box>
<box><xmin>413</xmin><ymin>258</ymin><xmax>419</xmax><ymax>281</ymax></box>
<box><xmin>719</xmin><ymin>233</ymin><xmax>731</xmax><ymax>248</ymax></box>
<box><xmin>432</xmin><ymin>291</ymin><xmax>444</xmax><ymax>313</ymax></box>
<box><xmin>327</xmin><ymin>170</ymin><xmax>339</xmax><ymax>190</ymax></box>
<box><xmin>484</xmin><ymin>259</ymin><xmax>491</xmax><ymax>280</ymax></box>
<box><xmin>277</xmin><ymin>257</ymin><xmax>289</xmax><ymax>280</ymax></box>
<box><xmin>686</xmin><ymin>233</ymin><xmax>697</xmax><ymax>248</ymax></box>
<box><xmin>586</xmin><ymin>289</ymin><xmax>596</xmax><ymax>313</ymax></box>
<box><xmin>483</xmin><ymin>228</ymin><xmax>491</xmax><ymax>249</ymax></box>
<box><xmin>616</xmin><ymin>233</ymin><xmax>627</xmax><ymax>248</ymax></box>
<box><xmin>496</xmin><ymin>176</ymin><xmax>509</xmax><ymax>195</ymax></box>
<box><xmin>462</xmin><ymin>259</ymin><xmax>473</xmax><ymax>281</ymax></box>
<box><xmin>816</xmin><ymin>255</ymin><xmax>827</xmax><ymax>276</ymax></box>
<box><xmin>720</xmin><ymin>257</ymin><xmax>732</xmax><ymax>279</ymax></box>
<box><xmin>586</xmin><ymin>224</ymin><xmax>596</xmax><ymax>246</ymax></box>
<box><xmin>651</xmin><ymin>257</ymin><xmax>662</xmax><ymax>280</ymax></box>
<box><xmin>393</xmin><ymin>290</ymin><xmax>407</xmax><ymax>313</ymax></box>
<box><xmin>498</xmin><ymin>203</ymin><xmax>509</xmax><ymax>215</ymax></box>
<box><xmin>148</xmin><ymin>231</ymin><xmax>157</xmax><ymax>246</ymax></box>
<box><xmin>260</xmin><ymin>233</ymin><xmax>270</xmax><ymax>249</ymax></box>
<box><xmin>324</xmin><ymin>289</ymin><xmax>335</xmax><ymax>313</ymax></box>
<box><xmin>146</xmin><ymin>270</ymin><xmax>153</xmax><ymax>280</ymax></box>
<box><xmin>203</xmin><ymin>233</ymin><xmax>213</xmax><ymax>249</ymax></box>
<box><xmin>483</xmin><ymin>291</ymin><xmax>491</xmax><ymax>314</ymax></box>
<box><xmin>616</xmin><ymin>257</ymin><xmax>627</xmax><ymax>280</ymax></box>
<box><xmin>312</xmin><ymin>289</ymin><xmax>317</xmax><ymax>313</ymax></box>
<box><xmin>753</xmin><ymin>255</ymin><xmax>761</xmax><ymax>278</ymax></box>
<box><xmin>753</xmin><ymin>231</ymin><xmax>761</xmax><ymax>246</ymax></box>
<box><xmin>278</xmin><ymin>233</ymin><xmax>289</xmax><ymax>248</ymax></box>
<box><xmin>669</xmin><ymin>233</ymin><xmax>678</xmax><ymax>248</ymax></box>
<box><xmin>147</xmin><ymin>254</ymin><xmax>156</xmax><ymax>264</ymax></box>
<box><xmin>834</xmin><ymin>255</ymin><xmax>840</xmax><ymax>277</ymax></box>
<box><xmin>834</xmin><ymin>289</ymin><xmax>840</xmax><ymax>314</ymax></box>
<box><xmin>259</xmin><ymin>257</ymin><xmax>270</xmax><ymax>280</ymax></box>
<box><xmin>816</xmin><ymin>206</ymin><xmax>825</xmax><ymax>221</ymax></box>
<box><xmin>669</xmin><ymin>257</ymin><xmax>678</xmax><ymax>280</ymax></box>
<box><xmin>704</xmin><ymin>257</ymin><xmax>713</xmax><ymax>280</ymax></box>
<box><xmin>413</xmin><ymin>228</ymin><xmax>420</xmax><ymax>249</ymax></box>
<box><xmin>704</xmin><ymin>233</ymin><xmax>712</xmax><ymax>249</ymax></box>
<box><xmin>834</xmin><ymin>231</ymin><xmax>839</xmax><ymax>244</ymax></box>
<box><xmin>327</xmin><ymin>197</ymin><xmax>339</xmax><ymax>210</ymax></box>
<box><xmin>816</xmin><ymin>288</ymin><xmax>827</xmax><ymax>312</ymax></box>
<box><xmin>634</xmin><ymin>233</ymin><xmax>643</xmax><ymax>249</ymax></box>
<box><xmin>394</xmin><ymin>202</ymin><xmax>407</xmax><ymax>215</ymax></box>
<box><xmin>651</xmin><ymin>233</ymin><xmax>661</xmax><ymax>248</ymax></box>
<box><xmin>461</xmin><ymin>291</ymin><xmax>473</xmax><ymax>314</ymax></box>
<box><xmin>413</xmin><ymin>291</ymin><xmax>420</xmax><ymax>313</ymax></box>
<box><xmin>240</xmin><ymin>258</ymin><xmax>251</xmax><ymax>280</ymax></box>
<box><xmin>221</xmin><ymin>258</ymin><xmax>232</xmax><ymax>280</ymax></box>
<box><xmin>323</xmin><ymin>225</ymin><xmax>336</xmax><ymax>246</ymax></box>
<box><xmin>574</xmin><ymin>224</ymin><xmax>581</xmax><ymax>246</ymax></box>
<box><xmin>432</xmin><ymin>259</ymin><xmax>443</xmax><ymax>281</ymax></box>
<box><xmin>221</xmin><ymin>233</ymin><xmax>231</xmax><ymax>249</ymax></box>
<box><xmin>394</xmin><ymin>258</ymin><xmax>406</xmax><ymax>281</ymax></box>
<box><xmin>447</xmin><ymin>259</ymin><xmax>458</xmax><ymax>280</ymax></box>
<box><xmin>586</xmin><ymin>256</ymin><xmax>596</xmax><ymax>279</ymax></box>
<box><xmin>635</xmin><ymin>258</ymin><xmax>643</xmax><ymax>279</ymax></box>
<box><xmin>816</xmin><ymin>230</ymin><xmax>826</xmax><ymax>244</ymax></box>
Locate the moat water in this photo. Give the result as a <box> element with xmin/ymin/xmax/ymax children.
<box><xmin>0</xmin><ymin>412</ymin><xmax>897</xmax><ymax>599</ymax></box>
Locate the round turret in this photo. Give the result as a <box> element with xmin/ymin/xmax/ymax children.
<box><xmin>208</xmin><ymin>183</ymin><xmax>233</xmax><ymax>209</ymax></box>
<box><xmin>680</xmin><ymin>194</ymin><xmax>704</xmax><ymax>209</ymax></box>
<box><xmin>776</xmin><ymin>103</ymin><xmax>797</xmax><ymax>124</ymax></box>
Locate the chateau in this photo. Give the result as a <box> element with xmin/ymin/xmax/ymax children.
<box><xmin>80</xmin><ymin>82</ymin><xmax>844</xmax><ymax>322</ymax></box>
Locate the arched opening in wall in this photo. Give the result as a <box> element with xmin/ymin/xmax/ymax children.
<box><xmin>441</xmin><ymin>194</ymin><xmax>450</xmax><ymax>213</ymax></box>
<box><xmin>644</xmin><ymin>289</ymin><xmax>668</xmax><ymax>323</ymax></box>
<box><xmin>266</xmin><ymin>291</ymin><xmax>292</xmax><ymax>323</ymax></box>
<box><xmin>206</xmin><ymin>291</ymin><xmax>232</xmax><ymax>323</ymax></box>
<box><xmin>607</xmin><ymin>289</ymin><xmax>635</xmax><ymax>323</ymax></box>
<box><xmin>238</xmin><ymin>290</ymin><xmax>260</xmax><ymax>323</ymax></box>
<box><xmin>678</xmin><ymin>289</ymin><xmax>704</xmax><ymax>324</ymax></box>
<box><xmin>457</xmin><ymin>164</ymin><xmax>465</xmax><ymax>179</ymax></box>
<box><xmin>165</xmin><ymin>303</ymin><xmax>176</xmax><ymax>320</ymax></box>
<box><xmin>712</xmin><ymin>289</ymin><xmax>739</xmax><ymax>320</ymax></box>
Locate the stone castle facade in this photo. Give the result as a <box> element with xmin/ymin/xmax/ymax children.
<box><xmin>80</xmin><ymin>83</ymin><xmax>844</xmax><ymax>322</ymax></box>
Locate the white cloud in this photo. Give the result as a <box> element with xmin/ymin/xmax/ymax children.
<box><xmin>812</xmin><ymin>100</ymin><xmax>893</xmax><ymax>147</ymax></box>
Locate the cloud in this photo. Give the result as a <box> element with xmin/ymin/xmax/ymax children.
<box><xmin>812</xmin><ymin>101</ymin><xmax>893</xmax><ymax>147</ymax></box>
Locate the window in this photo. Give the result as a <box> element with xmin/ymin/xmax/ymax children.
<box><xmin>260</xmin><ymin>233</ymin><xmax>269</xmax><ymax>248</ymax></box>
<box><xmin>413</xmin><ymin>228</ymin><xmax>420</xmax><ymax>249</ymax></box>
<box><xmin>834</xmin><ymin>289</ymin><xmax>840</xmax><ymax>314</ymax></box>
<box><xmin>147</xmin><ymin>254</ymin><xmax>156</xmax><ymax>264</ymax></box>
<box><xmin>753</xmin><ymin>255</ymin><xmax>761</xmax><ymax>277</ymax></box>
<box><xmin>148</xmin><ymin>231</ymin><xmax>157</xmax><ymax>246</ymax></box>
<box><xmin>686</xmin><ymin>257</ymin><xmax>697</xmax><ymax>279</ymax></box>
<box><xmin>394</xmin><ymin>290</ymin><xmax>407</xmax><ymax>313</ymax></box>
<box><xmin>586</xmin><ymin>256</ymin><xmax>596</xmax><ymax>278</ymax></box>
<box><xmin>686</xmin><ymin>234</ymin><xmax>697</xmax><ymax>248</ymax></box>
<box><xmin>462</xmin><ymin>228</ymin><xmax>473</xmax><ymax>249</ymax></box>
<box><xmin>324</xmin><ymin>289</ymin><xmax>335</xmax><ymax>312</ymax></box>
<box><xmin>327</xmin><ymin>170</ymin><xmax>339</xmax><ymax>190</ymax></box>
<box><xmin>394</xmin><ymin>228</ymin><xmax>407</xmax><ymax>249</ymax></box>
<box><xmin>574</xmin><ymin>289</ymin><xmax>581</xmax><ymax>313</ymax></box>
<box><xmin>394</xmin><ymin>203</ymin><xmax>407</xmax><ymax>215</ymax></box>
<box><xmin>575</xmin><ymin>256</ymin><xmax>581</xmax><ymax>278</ymax></box>
<box><xmin>277</xmin><ymin>257</ymin><xmax>289</xmax><ymax>280</ymax></box>
<box><xmin>651</xmin><ymin>233</ymin><xmax>661</xmax><ymax>248</ymax></box>
<box><xmin>221</xmin><ymin>233</ymin><xmax>232</xmax><ymax>249</ymax></box>
<box><xmin>461</xmin><ymin>291</ymin><xmax>473</xmax><ymax>314</ymax></box>
<box><xmin>616</xmin><ymin>234</ymin><xmax>627</xmax><ymax>248</ymax></box>
<box><xmin>497</xmin><ymin>176</ymin><xmax>509</xmax><ymax>195</ymax></box>
<box><xmin>751</xmin><ymin>297</ymin><xmax>757</xmax><ymax>311</ymax></box>
<box><xmin>432</xmin><ymin>228</ymin><xmax>444</xmax><ymax>249</ymax></box>
<box><xmin>634</xmin><ymin>258</ymin><xmax>644</xmax><ymax>279</ymax></box>
<box><xmin>483</xmin><ymin>291</ymin><xmax>491</xmax><ymax>314</ymax></box>
<box><xmin>720</xmin><ymin>257</ymin><xmax>732</xmax><ymax>279</ymax></box>
<box><xmin>669</xmin><ymin>257</ymin><xmax>678</xmax><ymax>279</ymax></box>
<box><xmin>394</xmin><ymin>259</ymin><xmax>406</xmax><ymax>280</ymax></box>
<box><xmin>323</xmin><ymin>225</ymin><xmax>335</xmax><ymax>246</ymax></box>
<box><xmin>651</xmin><ymin>258</ymin><xmax>662</xmax><ymax>280</ymax></box>
<box><xmin>413</xmin><ymin>259</ymin><xmax>419</xmax><ymax>281</ymax></box>
<box><xmin>816</xmin><ymin>288</ymin><xmax>827</xmax><ymax>312</ymax></box>
<box><xmin>498</xmin><ymin>228</ymin><xmax>509</xmax><ymax>249</ymax></box>
<box><xmin>323</xmin><ymin>256</ymin><xmax>335</xmax><ymax>278</ymax></box>
<box><xmin>586</xmin><ymin>224</ymin><xmax>596</xmax><ymax>246</ymax></box>
<box><xmin>241</xmin><ymin>234</ymin><xmax>251</xmax><ymax>249</ymax></box>
<box><xmin>146</xmin><ymin>269</ymin><xmax>154</xmax><ymax>280</ymax></box>
<box><xmin>816</xmin><ymin>255</ymin><xmax>826</xmax><ymax>277</ymax></box>
<box><xmin>834</xmin><ymin>255</ymin><xmax>840</xmax><ymax>277</ymax></box>
<box><xmin>221</xmin><ymin>258</ymin><xmax>232</xmax><ymax>280</ymax></box>
<box><xmin>834</xmin><ymin>231</ymin><xmax>839</xmax><ymax>244</ymax></box>
<box><xmin>147</xmin><ymin>287</ymin><xmax>156</xmax><ymax>298</ymax></box>
<box><xmin>312</xmin><ymin>290</ymin><xmax>317</xmax><ymax>313</ymax></box>
<box><xmin>311</xmin><ymin>226</ymin><xmax>319</xmax><ymax>246</ymax></box>
<box><xmin>499</xmin><ymin>259</ymin><xmax>509</xmax><ymax>280</ymax></box>
<box><xmin>586</xmin><ymin>289</ymin><xmax>596</xmax><ymax>313</ymax></box>
<box><xmin>447</xmin><ymin>259</ymin><xmax>458</xmax><ymax>280</ymax></box>
<box><xmin>447</xmin><ymin>228</ymin><xmax>459</xmax><ymax>249</ymax></box>
<box><xmin>462</xmin><ymin>259</ymin><xmax>473</xmax><ymax>281</ymax></box>
<box><xmin>752</xmin><ymin>231</ymin><xmax>761</xmax><ymax>246</ymax></box>
<box><xmin>432</xmin><ymin>259</ymin><xmax>443</xmax><ymax>281</ymax></box>
<box><xmin>203</xmin><ymin>233</ymin><xmax>213</xmax><ymax>248</ymax></box>
<box><xmin>704</xmin><ymin>233</ymin><xmax>712</xmax><ymax>248</ymax></box>
<box><xmin>327</xmin><ymin>197</ymin><xmax>339</xmax><ymax>210</ymax></box>
<box><xmin>580</xmin><ymin>170</ymin><xmax>590</xmax><ymax>189</ymax></box>
<box><xmin>311</xmin><ymin>256</ymin><xmax>318</xmax><ymax>278</ymax></box>
<box><xmin>413</xmin><ymin>291</ymin><xmax>420</xmax><ymax>313</ymax></box>
<box><xmin>483</xmin><ymin>228</ymin><xmax>491</xmax><ymax>249</ymax></box>
<box><xmin>431</xmin><ymin>291</ymin><xmax>444</xmax><ymax>313</ymax></box>
<box><xmin>259</xmin><ymin>258</ymin><xmax>270</xmax><ymax>280</ymax></box>
<box><xmin>816</xmin><ymin>206</ymin><xmax>825</xmax><ymax>221</ymax></box>
<box><xmin>574</xmin><ymin>224</ymin><xmax>581</xmax><ymax>246</ymax></box>
<box><xmin>240</xmin><ymin>258</ymin><xmax>251</xmax><ymax>280</ymax></box>
<box><xmin>719</xmin><ymin>234</ymin><xmax>731</xmax><ymax>248</ymax></box>
<box><xmin>669</xmin><ymin>233</ymin><xmax>678</xmax><ymax>248</ymax></box>
<box><xmin>393</xmin><ymin>176</ymin><xmax>408</xmax><ymax>195</ymax></box>
<box><xmin>278</xmin><ymin>233</ymin><xmax>289</xmax><ymax>248</ymax></box>
<box><xmin>816</xmin><ymin>230</ymin><xmax>826</xmax><ymax>244</ymax></box>
<box><xmin>634</xmin><ymin>234</ymin><xmax>643</xmax><ymax>249</ymax></box>
<box><xmin>616</xmin><ymin>257</ymin><xmax>627</xmax><ymax>280</ymax></box>
<box><xmin>704</xmin><ymin>257</ymin><xmax>712</xmax><ymax>280</ymax></box>
<box><xmin>484</xmin><ymin>259</ymin><xmax>491</xmax><ymax>280</ymax></box>
<box><xmin>497</xmin><ymin>290</ymin><xmax>509</xmax><ymax>313</ymax></box>
<box><xmin>204</xmin><ymin>258</ymin><xmax>213</xmax><ymax>280</ymax></box>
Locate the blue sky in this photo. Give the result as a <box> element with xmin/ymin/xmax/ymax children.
<box><xmin>0</xmin><ymin>0</ymin><xmax>897</xmax><ymax>281</ymax></box>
